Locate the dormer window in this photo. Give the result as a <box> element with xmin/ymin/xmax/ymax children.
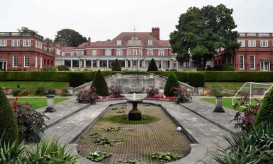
<box><xmin>117</xmin><ymin>40</ymin><xmax>122</xmax><ymax>45</ymax></box>
<box><xmin>148</xmin><ymin>40</ymin><xmax>153</xmax><ymax>46</ymax></box>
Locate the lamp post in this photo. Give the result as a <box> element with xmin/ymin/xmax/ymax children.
<box><xmin>213</xmin><ymin>95</ymin><xmax>225</xmax><ymax>112</ymax></box>
<box><xmin>45</xmin><ymin>95</ymin><xmax>56</xmax><ymax>112</ymax></box>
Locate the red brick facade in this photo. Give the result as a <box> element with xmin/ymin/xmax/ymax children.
<box><xmin>0</xmin><ymin>32</ymin><xmax>59</xmax><ymax>71</ymax></box>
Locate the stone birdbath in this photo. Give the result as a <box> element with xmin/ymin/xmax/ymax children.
<box><xmin>127</xmin><ymin>93</ymin><xmax>143</xmax><ymax>120</ymax></box>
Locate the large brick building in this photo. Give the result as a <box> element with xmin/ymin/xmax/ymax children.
<box><xmin>0</xmin><ymin>32</ymin><xmax>60</xmax><ymax>71</ymax></box>
<box><xmin>56</xmin><ymin>28</ymin><xmax>195</xmax><ymax>71</ymax></box>
<box><xmin>215</xmin><ymin>32</ymin><xmax>273</xmax><ymax>71</ymax></box>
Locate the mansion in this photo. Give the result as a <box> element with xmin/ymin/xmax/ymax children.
<box><xmin>55</xmin><ymin>28</ymin><xmax>194</xmax><ymax>71</ymax></box>
<box><xmin>0</xmin><ymin>32</ymin><xmax>59</xmax><ymax>71</ymax></box>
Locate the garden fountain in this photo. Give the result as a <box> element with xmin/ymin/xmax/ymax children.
<box><xmin>127</xmin><ymin>93</ymin><xmax>143</xmax><ymax>120</ymax></box>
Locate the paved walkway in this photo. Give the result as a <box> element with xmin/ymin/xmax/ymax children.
<box><xmin>39</xmin><ymin>96</ymin><xmax>239</xmax><ymax>164</ymax></box>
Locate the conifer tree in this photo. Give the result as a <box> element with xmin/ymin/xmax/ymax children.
<box><xmin>92</xmin><ymin>70</ymin><xmax>109</xmax><ymax>96</ymax></box>
<box><xmin>164</xmin><ymin>73</ymin><xmax>180</xmax><ymax>96</ymax></box>
<box><xmin>112</xmin><ymin>59</ymin><xmax>121</xmax><ymax>71</ymax></box>
<box><xmin>147</xmin><ymin>58</ymin><xmax>158</xmax><ymax>71</ymax></box>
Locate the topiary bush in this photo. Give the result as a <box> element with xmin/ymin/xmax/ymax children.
<box><xmin>0</xmin><ymin>87</ymin><xmax>19</xmax><ymax>143</ymax></box>
<box><xmin>92</xmin><ymin>70</ymin><xmax>109</xmax><ymax>96</ymax></box>
<box><xmin>69</xmin><ymin>73</ymin><xmax>85</xmax><ymax>87</ymax></box>
<box><xmin>112</xmin><ymin>59</ymin><xmax>121</xmax><ymax>71</ymax></box>
<box><xmin>147</xmin><ymin>58</ymin><xmax>158</xmax><ymax>72</ymax></box>
<box><xmin>164</xmin><ymin>73</ymin><xmax>180</xmax><ymax>97</ymax></box>
<box><xmin>255</xmin><ymin>88</ymin><xmax>273</xmax><ymax>125</ymax></box>
<box><xmin>187</xmin><ymin>73</ymin><xmax>205</xmax><ymax>87</ymax></box>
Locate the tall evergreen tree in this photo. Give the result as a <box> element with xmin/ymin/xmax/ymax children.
<box><xmin>92</xmin><ymin>70</ymin><xmax>109</xmax><ymax>96</ymax></box>
<box><xmin>147</xmin><ymin>58</ymin><xmax>158</xmax><ymax>71</ymax></box>
<box><xmin>112</xmin><ymin>59</ymin><xmax>121</xmax><ymax>71</ymax></box>
<box><xmin>0</xmin><ymin>87</ymin><xmax>19</xmax><ymax>143</ymax></box>
<box><xmin>164</xmin><ymin>73</ymin><xmax>180</xmax><ymax>97</ymax></box>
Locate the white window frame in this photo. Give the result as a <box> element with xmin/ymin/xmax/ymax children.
<box><xmin>116</xmin><ymin>40</ymin><xmax>122</xmax><ymax>45</ymax></box>
<box><xmin>148</xmin><ymin>40</ymin><xmax>153</xmax><ymax>46</ymax></box>
<box><xmin>139</xmin><ymin>49</ymin><xmax>143</xmax><ymax>56</ymax></box>
<box><xmin>148</xmin><ymin>49</ymin><xmax>153</xmax><ymax>56</ymax></box>
<box><xmin>127</xmin><ymin>49</ymin><xmax>130</xmax><ymax>56</ymax></box>
<box><xmin>133</xmin><ymin>49</ymin><xmax>137</xmax><ymax>56</ymax></box>
<box><xmin>105</xmin><ymin>49</ymin><xmax>112</xmax><ymax>56</ymax></box>
<box><xmin>158</xmin><ymin>49</ymin><xmax>164</xmax><ymax>56</ymax></box>
<box><xmin>13</xmin><ymin>56</ymin><xmax>18</xmax><ymax>67</ymax></box>
<box><xmin>116</xmin><ymin>49</ymin><xmax>122</xmax><ymax>56</ymax></box>
<box><xmin>23</xmin><ymin>40</ymin><xmax>31</xmax><ymax>47</ymax></box>
<box><xmin>92</xmin><ymin>50</ymin><xmax>97</xmax><ymax>56</ymax></box>
<box><xmin>11</xmin><ymin>40</ymin><xmax>20</xmax><ymax>47</ymax></box>
<box><xmin>24</xmin><ymin>56</ymin><xmax>30</xmax><ymax>67</ymax></box>
<box><xmin>239</xmin><ymin>55</ymin><xmax>245</xmax><ymax>70</ymax></box>
<box><xmin>250</xmin><ymin>55</ymin><xmax>255</xmax><ymax>70</ymax></box>
<box><xmin>0</xmin><ymin>39</ymin><xmax>7</xmax><ymax>47</ymax></box>
<box><xmin>237</xmin><ymin>40</ymin><xmax>245</xmax><ymax>47</ymax></box>
<box><xmin>260</xmin><ymin>40</ymin><xmax>268</xmax><ymax>47</ymax></box>
<box><xmin>248</xmin><ymin>40</ymin><xmax>256</xmax><ymax>47</ymax></box>
<box><xmin>40</xmin><ymin>57</ymin><xmax>43</xmax><ymax>68</ymax></box>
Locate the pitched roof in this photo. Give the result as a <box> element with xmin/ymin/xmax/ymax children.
<box><xmin>60</xmin><ymin>47</ymin><xmax>75</xmax><ymax>52</ymax></box>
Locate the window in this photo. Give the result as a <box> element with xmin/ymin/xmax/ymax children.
<box><xmin>23</xmin><ymin>40</ymin><xmax>31</xmax><ymax>47</ymax></box>
<box><xmin>237</xmin><ymin>40</ymin><xmax>245</xmax><ymax>47</ymax></box>
<box><xmin>239</xmin><ymin>55</ymin><xmax>244</xmax><ymax>70</ymax></box>
<box><xmin>116</xmin><ymin>40</ymin><xmax>122</xmax><ymax>45</ymax></box>
<box><xmin>127</xmin><ymin>49</ymin><xmax>130</xmax><ymax>56</ymax></box>
<box><xmin>250</xmin><ymin>55</ymin><xmax>255</xmax><ymax>70</ymax></box>
<box><xmin>148</xmin><ymin>49</ymin><xmax>153</xmax><ymax>56</ymax></box>
<box><xmin>13</xmin><ymin>56</ymin><xmax>18</xmax><ymax>67</ymax></box>
<box><xmin>35</xmin><ymin>56</ymin><xmax>38</xmax><ymax>68</ymax></box>
<box><xmin>35</xmin><ymin>41</ymin><xmax>42</xmax><ymax>49</ymax></box>
<box><xmin>158</xmin><ymin>49</ymin><xmax>164</xmax><ymax>56</ymax></box>
<box><xmin>92</xmin><ymin>50</ymin><xmax>97</xmax><ymax>56</ymax></box>
<box><xmin>148</xmin><ymin>40</ymin><xmax>153</xmax><ymax>46</ymax></box>
<box><xmin>24</xmin><ymin>56</ymin><xmax>30</xmax><ymax>67</ymax></box>
<box><xmin>11</xmin><ymin>40</ymin><xmax>20</xmax><ymax>47</ymax></box>
<box><xmin>133</xmin><ymin>49</ymin><xmax>137</xmax><ymax>56</ymax></box>
<box><xmin>116</xmin><ymin>49</ymin><xmax>122</xmax><ymax>56</ymax></box>
<box><xmin>105</xmin><ymin>49</ymin><xmax>112</xmax><ymax>56</ymax></box>
<box><xmin>139</xmin><ymin>49</ymin><xmax>143</xmax><ymax>56</ymax></box>
<box><xmin>40</xmin><ymin>57</ymin><xmax>43</xmax><ymax>68</ymax></box>
<box><xmin>260</xmin><ymin>40</ymin><xmax>268</xmax><ymax>47</ymax></box>
<box><xmin>0</xmin><ymin>39</ymin><xmax>7</xmax><ymax>47</ymax></box>
<box><xmin>248</xmin><ymin>40</ymin><xmax>256</xmax><ymax>47</ymax></box>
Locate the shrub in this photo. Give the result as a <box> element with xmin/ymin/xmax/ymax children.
<box><xmin>41</xmin><ymin>66</ymin><xmax>57</xmax><ymax>72</ymax></box>
<box><xmin>111</xmin><ymin>59</ymin><xmax>121</xmax><ymax>71</ymax></box>
<box><xmin>110</xmin><ymin>85</ymin><xmax>123</xmax><ymax>96</ymax></box>
<box><xmin>18</xmin><ymin>88</ymin><xmax>36</xmax><ymax>96</ymax></box>
<box><xmin>12</xmin><ymin>88</ymin><xmax>23</xmax><ymax>96</ymax></box>
<box><xmin>77</xmin><ymin>85</ymin><xmax>98</xmax><ymax>104</ymax></box>
<box><xmin>9</xmin><ymin>98</ymin><xmax>48</xmax><ymax>142</ymax></box>
<box><xmin>57</xmin><ymin>65</ymin><xmax>70</xmax><ymax>71</ymax></box>
<box><xmin>164</xmin><ymin>73</ymin><xmax>180</xmax><ymax>97</ymax></box>
<box><xmin>24</xmin><ymin>138</ymin><xmax>78</xmax><ymax>163</ymax></box>
<box><xmin>92</xmin><ymin>70</ymin><xmax>109</xmax><ymax>96</ymax></box>
<box><xmin>147</xmin><ymin>58</ymin><xmax>158</xmax><ymax>71</ymax></box>
<box><xmin>69</xmin><ymin>73</ymin><xmax>85</xmax><ymax>87</ymax></box>
<box><xmin>174</xmin><ymin>86</ymin><xmax>192</xmax><ymax>104</ymax></box>
<box><xmin>146</xmin><ymin>87</ymin><xmax>159</xmax><ymax>97</ymax></box>
<box><xmin>256</xmin><ymin>88</ymin><xmax>273</xmax><ymax>125</ymax></box>
<box><xmin>35</xmin><ymin>86</ymin><xmax>46</xmax><ymax>96</ymax></box>
<box><xmin>47</xmin><ymin>88</ymin><xmax>56</xmax><ymax>95</ymax></box>
<box><xmin>187</xmin><ymin>73</ymin><xmax>205</xmax><ymax>87</ymax></box>
<box><xmin>61</xmin><ymin>89</ymin><xmax>72</xmax><ymax>96</ymax></box>
<box><xmin>0</xmin><ymin>87</ymin><xmax>19</xmax><ymax>143</ymax></box>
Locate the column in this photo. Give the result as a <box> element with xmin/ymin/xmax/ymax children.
<box><xmin>161</xmin><ymin>59</ymin><xmax>163</xmax><ymax>70</ymax></box>
<box><xmin>84</xmin><ymin>59</ymin><xmax>86</xmax><ymax>69</ymax></box>
<box><xmin>170</xmin><ymin>60</ymin><xmax>173</xmax><ymax>69</ymax></box>
<box><xmin>91</xmin><ymin>59</ymin><xmax>93</xmax><ymax>68</ymax></box>
<box><xmin>125</xmin><ymin>60</ymin><xmax>127</xmax><ymax>68</ymax></box>
<box><xmin>107</xmin><ymin>59</ymin><xmax>109</xmax><ymax>70</ymax></box>
<box><xmin>97</xmin><ymin>59</ymin><xmax>100</xmax><ymax>68</ymax></box>
<box><xmin>143</xmin><ymin>59</ymin><xmax>146</xmax><ymax>68</ymax></box>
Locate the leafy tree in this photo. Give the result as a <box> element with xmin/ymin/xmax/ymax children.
<box><xmin>92</xmin><ymin>70</ymin><xmax>109</xmax><ymax>96</ymax></box>
<box><xmin>17</xmin><ymin>27</ymin><xmax>38</xmax><ymax>33</ymax></box>
<box><xmin>164</xmin><ymin>73</ymin><xmax>180</xmax><ymax>97</ymax></box>
<box><xmin>44</xmin><ymin>38</ymin><xmax>53</xmax><ymax>44</ymax></box>
<box><xmin>256</xmin><ymin>88</ymin><xmax>273</xmax><ymax>124</ymax></box>
<box><xmin>170</xmin><ymin>4</ymin><xmax>239</xmax><ymax>70</ymax></box>
<box><xmin>147</xmin><ymin>58</ymin><xmax>158</xmax><ymax>72</ymax></box>
<box><xmin>54</xmin><ymin>29</ymin><xmax>87</xmax><ymax>47</ymax></box>
<box><xmin>0</xmin><ymin>87</ymin><xmax>19</xmax><ymax>143</ymax></box>
<box><xmin>111</xmin><ymin>59</ymin><xmax>121</xmax><ymax>71</ymax></box>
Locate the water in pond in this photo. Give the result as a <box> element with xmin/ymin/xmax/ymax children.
<box><xmin>76</xmin><ymin>103</ymin><xmax>191</xmax><ymax>164</ymax></box>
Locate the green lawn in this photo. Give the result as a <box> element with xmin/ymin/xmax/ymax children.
<box><xmin>0</xmin><ymin>81</ymin><xmax>69</xmax><ymax>89</ymax></box>
<box><xmin>17</xmin><ymin>97</ymin><xmax>70</xmax><ymax>110</ymax></box>
<box><xmin>201</xmin><ymin>97</ymin><xmax>260</xmax><ymax>112</ymax></box>
<box><xmin>204</xmin><ymin>82</ymin><xmax>244</xmax><ymax>89</ymax></box>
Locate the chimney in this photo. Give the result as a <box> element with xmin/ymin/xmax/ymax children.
<box><xmin>151</xmin><ymin>27</ymin><xmax>160</xmax><ymax>40</ymax></box>
<box><xmin>88</xmin><ymin>36</ymin><xmax>91</xmax><ymax>46</ymax></box>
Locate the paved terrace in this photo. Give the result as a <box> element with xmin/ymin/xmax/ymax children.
<box><xmin>38</xmin><ymin>96</ymin><xmax>239</xmax><ymax>164</ymax></box>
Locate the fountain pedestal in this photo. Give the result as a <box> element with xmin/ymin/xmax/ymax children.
<box><xmin>127</xmin><ymin>99</ymin><xmax>143</xmax><ymax>120</ymax></box>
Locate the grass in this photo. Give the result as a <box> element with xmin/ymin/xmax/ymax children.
<box><xmin>201</xmin><ymin>97</ymin><xmax>260</xmax><ymax>112</ymax></box>
<box><xmin>0</xmin><ymin>81</ymin><xmax>69</xmax><ymax>89</ymax></box>
<box><xmin>17</xmin><ymin>97</ymin><xmax>69</xmax><ymax>110</ymax></box>
<box><xmin>204</xmin><ymin>82</ymin><xmax>244</xmax><ymax>89</ymax></box>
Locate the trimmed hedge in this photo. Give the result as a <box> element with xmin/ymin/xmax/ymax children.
<box><xmin>187</xmin><ymin>73</ymin><xmax>205</xmax><ymax>87</ymax></box>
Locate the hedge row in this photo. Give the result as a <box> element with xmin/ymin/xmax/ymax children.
<box><xmin>1</xmin><ymin>71</ymin><xmax>273</xmax><ymax>83</ymax></box>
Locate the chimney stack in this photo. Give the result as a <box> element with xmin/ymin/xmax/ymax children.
<box><xmin>151</xmin><ymin>27</ymin><xmax>160</xmax><ymax>40</ymax></box>
<box><xmin>88</xmin><ymin>36</ymin><xmax>91</xmax><ymax>46</ymax></box>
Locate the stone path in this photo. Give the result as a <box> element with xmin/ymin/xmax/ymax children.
<box><xmin>40</xmin><ymin>96</ymin><xmax>239</xmax><ymax>164</ymax></box>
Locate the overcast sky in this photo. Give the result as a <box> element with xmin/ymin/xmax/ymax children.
<box><xmin>1</xmin><ymin>0</ymin><xmax>272</xmax><ymax>41</ymax></box>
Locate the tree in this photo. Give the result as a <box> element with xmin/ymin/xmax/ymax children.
<box><xmin>170</xmin><ymin>4</ymin><xmax>239</xmax><ymax>70</ymax></box>
<box><xmin>17</xmin><ymin>27</ymin><xmax>38</xmax><ymax>33</ymax></box>
<box><xmin>112</xmin><ymin>59</ymin><xmax>121</xmax><ymax>71</ymax></box>
<box><xmin>92</xmin><ymin>70</ymin><xmax>109</xmax><ymax>96</ymax></box>
<box><xmin>256</xmin><ymin>88</ymin><xmax>273</xmax><ymax>125</ymax></box>
<box><xmin>54</xmin><ymin>29</ymin><xmax>87</xmax><ymax>47</ymax></box>
<box><xmin>147</xmin><ymin>58</ymin><xmax>158</xmax><ymax>71</ymax></box>
<box><xmin>164</xmin><ymin>73</ymin><xmax>180</xmax><ymax>97</ymax></box>
<box><xmin>44</xmin><ymin>38</ymin><xmax>53</xmax><ymax>44</ymax></box>
<box><xmin>0</xmin><ymin>87</ymin><xmax>19</xmax><ymax>143</ymax></box>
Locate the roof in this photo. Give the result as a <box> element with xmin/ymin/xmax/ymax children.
<box><xmin>60</xmin><ymin>47</ymin><xmax>75</xmax><ymax>52</ymax></box>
